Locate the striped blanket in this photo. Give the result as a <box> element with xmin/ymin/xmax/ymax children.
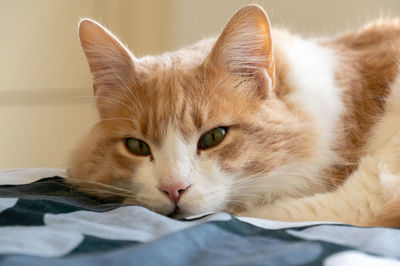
<box><xmin>0</xmin><ymin>169</ymin><xmax>399</xmax><ymax>266</ymax></box>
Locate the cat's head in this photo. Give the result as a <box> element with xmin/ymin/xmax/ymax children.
<box><xmin>68</xmin><ymin>4</ymin><xmax>319</xmax><ymax>217</ymax></box>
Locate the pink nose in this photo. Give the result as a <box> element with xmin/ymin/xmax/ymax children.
<box><xmin>159</xmin><ymin>183</ymin><xmax>190</xmax><ymax>204</ymax></box>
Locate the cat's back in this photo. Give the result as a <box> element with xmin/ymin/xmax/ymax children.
<box><xmin>320</xmin><ymin>19</ymin><xmax>400</xmax><ymax>183</ymax></box>
<box><xmin>329</xmin><ymin>19</ymin><xmax>400</xmax><ymax>92</ymax></box>
<box><xmin>332</xmin><ymin>19</ymin><xmax>400</xmax><ymax>48</ymax></box>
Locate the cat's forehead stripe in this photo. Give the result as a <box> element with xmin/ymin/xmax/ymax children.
<box><xmin>133</xmin><ymin>70</ymin><xmax>207</xmax><ymax>145</ymax></box>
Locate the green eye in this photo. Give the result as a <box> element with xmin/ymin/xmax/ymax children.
<box><xmin>198</xmin><ymin>127</ymin><xmax>228</xmax><ymax>150</ymax></box>
<box><xmin>126</xmin><ymin>138</ymin><xmax>151</xmax><ymax>156</ymax></box>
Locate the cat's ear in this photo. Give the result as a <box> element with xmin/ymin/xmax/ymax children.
<box><xmin>78</xmin><ymin>19</ymin><xmax>136</xmax><ymax>95</ymax></box>
<box><xmin>205</xmin><ymin>5</ymin><xmax>274</xmax><ymax>99</ymax></box>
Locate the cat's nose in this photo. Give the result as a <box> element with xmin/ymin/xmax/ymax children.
<box><xmin>159</xmin><ymin>183</ymin><xmax>191</xmax><ymax>204</ymax></box>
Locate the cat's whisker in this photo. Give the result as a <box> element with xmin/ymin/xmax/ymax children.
<box><xmin>80</xmin><ymin>188</ymin><xmax>136</xmax><ymax>198</ymax></box>
<box><xmin>229</xmin><ymin>194</ymin><xmax>265</xmax><ymax>204</ymax></box>
<box><xmin>228</xmin><ymin>185</ymin><xmax>299</xmax><ymax>197</ymax></box>
<box><xmin>67</xmin><ymin>178</ymin><xmax>135</xmax><ymax>195</ymax></box>
<box><xmin>221</xmin><ymin>199</ymin><xmax>251</xmax><ymax>213</ymax></box>
<box><xmin>228</xmin><ymin>174</ymin><xmax>325</xmax><ymax>196</ymax></box>
<box><xmin>230</xmin><ymin>167</ymin><xmax>343</xmax><ymax>191</ymax></box>
<box><xmin>34</xmin><ymin>179</ymin><xmax>137</xmax><ymax>199</ymax></box>
<box><xmin>0</xmin><ymin>180</ymin><xmax>134</xmax><ymax>200</ymax></box>
<box><xmin>229</xmin><ymin>188</ymin><xmax>302</xmax><ymax>200</ymax></box>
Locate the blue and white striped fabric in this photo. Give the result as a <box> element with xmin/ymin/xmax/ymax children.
<box><xmin>0</xmin><ymin>169</ymin><xmax>399</xmax><ymax>266</ymax></box>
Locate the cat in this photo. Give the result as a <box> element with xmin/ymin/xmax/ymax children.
<box><xmin>68</xmin><ymin>4</ymin><xmax>400</xmax><ymax>227</ymax></box>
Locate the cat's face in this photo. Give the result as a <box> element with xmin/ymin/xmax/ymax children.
<box><xmin>69</xmin><ymin>5</ymin><xmax>317</xmax><ymax>217</ymax></box>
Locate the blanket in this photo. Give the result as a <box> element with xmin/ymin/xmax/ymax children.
<box><xmin>0</xmin><ymin>169</ymin><xmax>399</xmax><ymax>266</ymax></box>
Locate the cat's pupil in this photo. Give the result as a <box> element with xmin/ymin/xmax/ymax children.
<box><xmin>126</xmin><ymin>138</ymin><xmax>151</xmax><ymax>156</ymax></box>
<box><xmin>198</xmin><ymin>127</ymin><xmax>227</xmax><ymax>150</ymax></box>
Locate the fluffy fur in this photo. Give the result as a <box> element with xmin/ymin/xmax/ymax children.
<box><xmin>68</xmin><ymin>5</ymin><xmax>400</xmax><ymax>226</ymax></box>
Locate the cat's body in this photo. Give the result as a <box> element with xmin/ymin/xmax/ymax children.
<box><xmin>68</xmin><ymin>5</ymin><xmax>400</xmax><ymax>226</ymax></box>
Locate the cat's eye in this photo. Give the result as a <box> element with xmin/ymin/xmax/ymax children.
<box><xmin>198</xmin><ymin>127</ymin><xmax>228</xmax><ymax>150</ymax></box>
<box><xmin>126</xmin><ymin>138</ymin><xmax>151</xmax><ymax>156</ymax></box>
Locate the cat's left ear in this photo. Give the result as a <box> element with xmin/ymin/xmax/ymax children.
<box><xmin>205</xmin><ymin>5</ymin><xmax>274</xmax><ymax>99</ymax></box>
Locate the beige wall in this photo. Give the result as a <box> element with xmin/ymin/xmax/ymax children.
<box><xmin>1</xmin><ymin>0</ymin><xmax>400</xmax><ymax>169</ymax></box>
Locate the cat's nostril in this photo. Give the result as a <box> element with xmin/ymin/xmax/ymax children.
<box><xmin>159</xmin><ymin>183</ymin><xmax>190</xmax><ymax>204</ymax></box>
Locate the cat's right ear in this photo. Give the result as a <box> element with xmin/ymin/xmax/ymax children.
<box><xmin>205</xmin><ymin>5</ymin><xmax>275</xmax><ymax>99</ymax></box>
<box><xmin>78</xmin><ymin>19</ymin><xmax>136</xmax><ymax>96</ymax></box>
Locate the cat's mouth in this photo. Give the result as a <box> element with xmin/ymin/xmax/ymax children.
<box><xmin>167</xmin><ymin>206</ymin><xmax>182</xmax><ymax>219</ymax></box>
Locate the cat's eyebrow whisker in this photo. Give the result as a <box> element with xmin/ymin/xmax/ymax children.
<box><xmin>54</xmin><ymin>95</ymin><xmax>96</xmax><ymax>104</ymax></box>
<box><xmin>55</xmin><ymin>95</ymin><xmax>137</xmax><ymax>115</ymax></box>
<box><xmin>110</xmin><ymin>65</ymin><xmax>143</xmax><ymax>110</ymax></box>
<box><xmin>93</xmin><ymin>95</ymin><xmax>138</xmax><ymax>115</ymax></box>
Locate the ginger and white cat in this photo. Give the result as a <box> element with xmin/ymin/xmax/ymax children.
<box><xmin>68</xmin><ymin>4</ymin><xmax>400</xmax><ymax>227</ymax></box>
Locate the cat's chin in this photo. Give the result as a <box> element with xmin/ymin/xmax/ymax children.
<box><xmin>166</xmin><ymin>206</ymin><xmax>193</xmax><ymax>219</ymax></box>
